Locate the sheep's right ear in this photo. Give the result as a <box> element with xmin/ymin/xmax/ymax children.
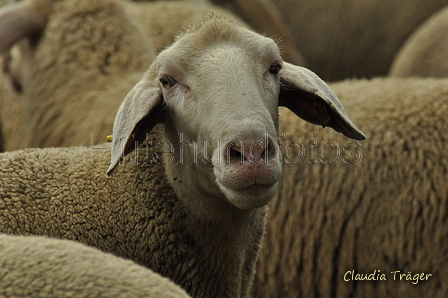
<box><xmin>106</xmin><ymin>77</ymin><xmax>165</xmax><ymax>176</ymax></box>
<box><xmin>0</xmin><ymin>0</ymin><xmax>52</xmax><ymax>54</ymax></box>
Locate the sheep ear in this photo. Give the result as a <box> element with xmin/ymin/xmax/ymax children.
<box><xmin>0</xmin><ymin>0</ymin><xmax>51</xmax><ymax>54</ymax></box>
<box><xmin>278</xmin><ymin>62</ymin><xmax>366</xmax><ymax>140</ymax></box>
<box><xmin>106</xmin><ymin>77</ymin><xmax>165</xmax><ymax>176</ymax></box>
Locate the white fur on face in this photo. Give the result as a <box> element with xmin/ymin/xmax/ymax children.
<box><xmin>157</xmin><ymin>27</ymin><xmax>283</xmax><ymax>209</ymax></box>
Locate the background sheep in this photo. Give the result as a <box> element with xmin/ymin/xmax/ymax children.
<box><xmin>271</xmin><ymin>0</ymin><xmax>448</xmax><ymax>81</ymax></box>
<box><xmin>0</xmin><ymin>12</ymin><xmax>364</xmax><ymax>298</ymax></box>
<box><xmin>0</xmin><ymin>0</ymin><xmax>154</xmax><ymax>150</ymax></box>
<box><xmin>251</xmin><ymin>77</ymin><xmax>448</xmax><ymax>298</ymax></box>
<box><xmin>0</xmin><ymin>233</ymin><xmax>191</xmax><ymax>298</ymax></box>
<box><xmin>130</xmin><ymin>0</ymin><xmax>305</xmax><ymax>65</ymax></box>
<box><xmin>389</xmin><ymin>5</ymin><xmax>448</xmax><ymax>78</ymax></box>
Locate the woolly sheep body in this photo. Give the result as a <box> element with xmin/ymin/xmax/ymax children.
<box><xmin>0</xmin><ymin>233</ymin><xmax>191</xmax><ymax>298</ymax></box>
<box><xmin>389</xmin><ymin>5</ymin><xmax>448</xmax><ymax>78</ymax></box>
<box><xmin>271</xmin><ymin>0</ymin><xmax>448</xmax><ymax>81</ymax></box>
<box><xmin>0</xmin><ymin>132</ymin><xmax>267</xmax><ymax>298</ymax></box>
<box><xmin>252</xmin><ymin>77</ymin><xmax>448</xmax><ymax>298</ymax></box>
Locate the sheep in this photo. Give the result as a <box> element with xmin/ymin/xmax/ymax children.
<box><xmin>0</xmin><ymin>0</ymin><xmax>248</xmax><ymax>151</ymax></box>
<box><xmin>0</xmin><ymin>0</ymin><xmax>154</xmax><ymax>150</ymax></box>
<box><xmin>251</xmin><ymin>77</ymin><xmax>448</xmax><ymax>298</ymax></box>
<box><xmin>0</xmin><ymin>12</ymin><xmax>365</xmax><ymax>298</ymax></box>
<box><xmin>270</xmin><ymin>0</ymin><xmax>448</xmax><ymax>81</ymax></box>
<box><xmin>389</xmin><ymin>5</ymin><xmax>448</xmax><ymax>78</ymax></box>
<box><xmin>0</xmin><ymin>233</ymin><xmax>191</xmax><ymax>298</ymax></box>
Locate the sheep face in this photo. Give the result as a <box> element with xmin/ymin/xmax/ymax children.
<box><xmin>107</xmin><ymin>16</ymin><xmax>365</xmax><ymax>210</ymax></box>
<box><xmin>157</xmin><ymin>36</ymin><xmax>284</xmax><ymax>209</ymax></box>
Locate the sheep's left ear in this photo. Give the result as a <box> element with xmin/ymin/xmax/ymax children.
<box><xmin>278</xmin><ymin>62</ymin><xmax>366</xmax><ymax>140</ymax></box>
<box><xmin>106</xmin><ymin>76</ymin><xmax>165</xmax><ymax>176</ymax></box>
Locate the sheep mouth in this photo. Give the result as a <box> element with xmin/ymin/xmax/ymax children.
<box><xmin>232</xmin><ymin>183</ymin><xmax>276</xmax><ymax>196</ymax></box>
<box><xmin>216</xmin><ymin>171</ymin><xmax>281</xmax><ymax>199</ymax></box>
<box><xmin>221</xmin><ymin>181</ymin><xmax>279</xmax><ymax>209</ymax></box>
<box><xmin>216</xmin><ymin>178</ymin><xmax>279</xmax><ymax>209</ymax></box>
<box><xmin>221</xmin><ymin>179</ymin><xmax>278</xmax><ymax>196</ymax></box>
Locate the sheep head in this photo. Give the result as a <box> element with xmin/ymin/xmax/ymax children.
<box><xmin>0</xmin><ymin>0</ymin><xmax>53</xmax><ymax>92</ymax></box>
<box><xmin>0</xmin><ymin>0</ymin><xmax>52</xmax><ymax>54</ymax></box>
<box><xmin>107</xmin><ymin>15</ymin><xmax>365</xmax><ymax>210</ymax></box>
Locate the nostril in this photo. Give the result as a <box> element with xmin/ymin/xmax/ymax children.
<box><xmin>229</xmin><ymin>146</ymin><xmax>243</xmax><ymax>161</ymax></box>
<box><xmin>225</xmin><ymin>143</ymin><xmax>245</xmax><ymax>164</ymax></box>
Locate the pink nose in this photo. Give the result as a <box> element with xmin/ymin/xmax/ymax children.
<box><xmin>225</xmin><ymin>141</ymin><xmax>275</xmax><ymax>165</ymax></box>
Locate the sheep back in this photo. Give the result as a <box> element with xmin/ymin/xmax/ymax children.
<box><xmin>389</xmin><ymin>5</ymin><xmax>448</xmax><ymax>78</ymax></box>
<box><xmin>0</xmin><ymin>233</ymin><xmax>191</xmax><ymax>298</ymax></box>
<box><xmin>272</xmin><ymin>0</ymin><xmax>448</xmax><ymax>81</ymax></box>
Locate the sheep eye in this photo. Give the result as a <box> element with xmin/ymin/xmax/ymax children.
<box><xmin>269</xmin><ymin>63</ymin><xmax>281</xmax><ymax>75</ymax></box>
<box><xmin>160</xmin><ymin>75</ymin><xmax>177</xmax><ymax>89</ymax></box>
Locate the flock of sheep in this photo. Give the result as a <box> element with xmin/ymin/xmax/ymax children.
<box><xmin>0</xmin><ymin>0</ymin><xmax>447</xmax><ymax>297</ymax></box>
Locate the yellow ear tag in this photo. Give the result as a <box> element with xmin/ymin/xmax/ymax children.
<box><xmin>106</xmin><ymin>135</ymin><xmax>113</xmax><ymax>142</ymax></box>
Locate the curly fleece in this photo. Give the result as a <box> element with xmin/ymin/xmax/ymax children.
<box><xmin>0</xmin><ymin>126</ymin><xmax>266</xmax><ymax>298</ymax></box>
<box><xmin>0</xmin><ymin>233</ymin><xmax>190</xmax><ymax>298</ymax></box>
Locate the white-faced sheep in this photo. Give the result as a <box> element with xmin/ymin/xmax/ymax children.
<box><xmin>0</xmin><ymin>0</ymin><xmax>248</xmax><ymax>151</ymax></box>
<box><xmin>0</xmin><ymin>234</ymin><xmax>191</xmax><ymax>298</ymax></box>
<box><xmin>251</xmin><ymin>77</ymin><xmax>448</xmax><ymax>298</ymax></box>
<box><xmin>0</xmin><ymin>13</ymin><xmax>365</xmax><ymax>298</ymax></box>
<box><xmin>389</xmin><ymin>5</ymin><xmax>448</xmax><ymax>78</ymax></box>
<box><xmin>271</xmin><ymin>0</ymin><xmax>448</xmax><ymax>81</ymax></box>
